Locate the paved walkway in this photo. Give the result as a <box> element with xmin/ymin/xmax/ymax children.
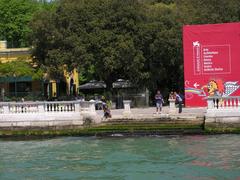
<box><xmin>97</xmin><ymin>106</ymin><xmax>206</xmax><ymax>119</ymax></box>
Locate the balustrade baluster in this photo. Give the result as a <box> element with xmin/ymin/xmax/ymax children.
<box><xmin>231</xmin><ymin>98</ymin><xmax>234</xmax><ymax>107</ymax></box>
<box><xmin>228</xmin><ymin>98</ymin><xmax>231</xmax><ymax>107</ymax></box>
<box><xmin>219</xmin><ymin>98</ymin><xmax>222</xmax><ymax>108</ymax></box>
<box><xmin>223</xmin><ymin>99</ymin><xmax>226</xmax><ymax>108</ymax></box>
<box><xmin>234</xmin><ymin>98</ymin><xmax>237</xmax><ymax>108</ymax></box>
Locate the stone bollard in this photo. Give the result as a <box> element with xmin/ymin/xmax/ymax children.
<box><xmin>38</xmin><ymin>103</ymin><xmax>45</xmax><ymax>113</ymax></box>
<box><xmin>2</xmin><ymin>103</ymin><xmax>9</xmax><ymax>114</ymax></box>
<box><xmin>168</xmin><ymin>99</ymin><xmax>176</xmax><ymax>114</ymax></box>
<box><xmin>74</xmin><ymin>101</ymin><xmax>81</xmax><ymax>112</ymax></box>
<box><xmin>207</xmin><ymin>98</ymin><xmax>214</xmax><ymax>109</ymax></box>
<box><xmin>89</xmin><ymin>101</ymin><xmax>97</xmax><ymax>115</ymax></box>
<box><xmin>123</xmin><ymin>100</ymin><xmax>132</xmax><ymax>117</ymax></box>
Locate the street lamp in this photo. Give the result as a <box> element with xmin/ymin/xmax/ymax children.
<box><xmin>1</xmin><ymin>88</ymin><xmax>4</xmax><ymax>101</ymax></box>
<box><xmin>13</xmin><ymin>73</ymin><xmax>17</xmax><ymax>97</ymax></box>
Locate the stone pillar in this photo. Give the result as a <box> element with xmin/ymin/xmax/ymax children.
<box><xmin>38</xmin><ymin>103</ymin><xmax>45</xmax><ymax>113</ymax></box>
<box><xmin>207</xmin><ymin>98</ymin><xmax>214</xmax><ymax>109</ymax></box>
<box><xmin>145</xmin><ymin>88</ymin><xmax>149</xmax><ymax>106</ymax></box>
<box><xmin>2</xmin><ymin>103</ymin><xmax>9</xmax><ymax>114</ymax></box>
<box><xmin>0</xmin><ymin>41</ymin><xmax>7</xmax><ymax>49</ymax></box>
<box><xmin>89</xmin><ymin>101</ymin><xmax>97</xmax><ymax>115</ymax></box>
<box><xmin>123</xmin><ymin>100</ymin><xmax>132</xmax><ymax>117</ymax></box>
<box><xmin>74</xmin><ymin>101</ymin><xmax>81</xmax><ymax>112</ymax></box>
<box><xmin>168</xmin><ymin>99</ymin><xmax>176</xmax><ymax>114</ymax></box>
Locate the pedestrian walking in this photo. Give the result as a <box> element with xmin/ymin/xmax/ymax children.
<box><xmin>174</xmin><ymin>91</ymin><xmax>183</xmax><ymax>113</ymax></box>
<box><xmin>155</xmin><ymin>90</ymin><xmax>164</xmax><ymax>114</ymax></box>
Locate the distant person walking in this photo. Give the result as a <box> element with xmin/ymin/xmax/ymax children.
<box><xmin>174</xmin><ymin>91</ymin><xmax>183</xmax><ymax>113</ymax></box>
<box><xmin>155</xmin><ymin>90</ymin><xmax>164</xmax><ymax>114</ymax></box>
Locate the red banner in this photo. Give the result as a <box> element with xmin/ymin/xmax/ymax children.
<box><xmin>183</xmin><ymin>22</ymin><xmax>240</xmax><ymax>107</ymax></box>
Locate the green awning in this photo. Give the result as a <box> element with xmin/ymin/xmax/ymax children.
<box><xmin>0</xmin><ymin>76</ymin><xmax>32</xmax><ymax>83</ymax></box>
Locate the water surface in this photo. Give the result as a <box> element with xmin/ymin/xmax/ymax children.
<box><xmin>0</xmin><ymin>135</ymin><xmax>240</xmax><ymax>179</ymax></box>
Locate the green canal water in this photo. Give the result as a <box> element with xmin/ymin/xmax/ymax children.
<box><xmin>0</xmin><ymin>135</ymin><xmax>240</xmax><ymax>180</ymax></box>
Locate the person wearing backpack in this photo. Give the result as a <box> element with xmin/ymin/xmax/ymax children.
<box><xmin>174</xmin><ymin>91</ymin><xmax>183</xmax><ymax>113</ymax></box>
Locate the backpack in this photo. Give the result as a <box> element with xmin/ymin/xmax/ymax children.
<box><xmin>176</xmin><ymin>94</ymin><xmax>182</xmax><ymax>103</ymax></box>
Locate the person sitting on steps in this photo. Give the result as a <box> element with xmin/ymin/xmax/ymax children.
<box><xmin>101</xmin><ymin>96</ymin><xmax>112</xmax><ymax>118</ymax></box>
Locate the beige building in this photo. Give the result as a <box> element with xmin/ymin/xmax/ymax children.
<box><xmin>0</xmin><ymin>41</ymin><xmax>79</xmax><ymax>100</ymax></box>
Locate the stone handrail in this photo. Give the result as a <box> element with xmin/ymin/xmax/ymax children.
<box><xmin>45</xmin><ymin>101</ymin><xmax>76</xmax><ymax>112</ymax></box>
<box><xmin>0</xmin><ymin>100</ymin><xmax>96</xmax><ymax>114</ymax></box>
<box><xmin>207</xmin><ymin>96</ymin><xmax>240</xmax><ymax>109</ymax></box>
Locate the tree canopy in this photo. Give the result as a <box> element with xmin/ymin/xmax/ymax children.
<box><xmin>0</xmin><ymin>0</ymin><xmax>55</xmax><ymax>48</ymax></box>
<box><xmin>0</xmin><ymin>60</ymin><xmax>43</xmax><ymax>80</ymax></box>
<box><xmin>28</xmin><ymin>0</ymin><xmax>240</xmax><ymax>95</ymax></box>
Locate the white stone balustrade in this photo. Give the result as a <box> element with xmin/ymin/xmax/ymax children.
<box><xmin>207</xmin><ymin>96</ymin><xmax>240</xmax><ymax>109</ymax></box>
<box><xmin>45</xmin><ymin>101</ymin><xmax>76</xmax><ymax>112</ymax></box>
<box><xmin>206</xmin><ymin>96</ymin><xmax>240</xmax><ymax>121</ymax></box>
<box><xmin>0</xmin><ymin>101</ymin><xmax>98</xmax><ymax>114</ymax></box>
<box><xmin>0</xmin><ymin>100</ymin><xmax>98</xmax><ymax>127</ymax></box>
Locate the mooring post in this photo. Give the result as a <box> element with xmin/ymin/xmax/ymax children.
<box><xmin>123</xmin><ymin>100</ymin><xmax>132</xmax><ymax>117</ymax></box>
<box><xmin>2</xmin><ymin>103</ymin><xmax>9</xmax><ymax>114</ymax></box>
<box><xmin>168</xmin><ymin>99</ymin><xmax>176</xmax><ymax>114</ymax></box>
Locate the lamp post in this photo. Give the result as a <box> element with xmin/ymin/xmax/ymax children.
<box><xmin>13</xmin><ymin>73</ymin><xmax>17</xmax><ymax>97</ymax></box>
<box><xmin>1</xmin><ymin>88</ymin><xmax>4</xmax><ymax>101</ymax></box>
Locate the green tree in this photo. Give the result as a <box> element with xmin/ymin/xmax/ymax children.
<box><xmin>0</xmin><ymin>60</ymin><xmax>43</xmax><ymax>80</ymax></box>
<box><xmin>0</xmin><ymin>0</ymin><xmax>55</xmax><ymax>48</ymax></box>
<box><xmin>30</xmin><ymin>0</ymin><xmax>240</xmax><ymax>98</ymax></box>
<box><xmin>137</xmin><ymin>2</ymin><xmax>183</xmax><ymax>94</ymax></box>
<box><xmin>30</xmin><ymin>0</ymin><xmax>149</xmax><ymax>88</ymax></box>
<box><xmin>176</xmin><ymin>0</ymin><xmax>240</xmax><ymax>25</ymax></box>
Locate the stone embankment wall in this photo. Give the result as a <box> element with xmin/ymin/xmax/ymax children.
<box><xmin>205</xmin><ymin>96</ymin><xmax>240</xmax><ymax>133</ymax></box>
<box><xmin>1</xmin><ymin>97</ymin><xmax>240</xmax><ymax>137</ymax></box>
<box><xmin>0</xmin><ymin>101</ymin><xmax>99</xmax><ymax>134</ymax></box>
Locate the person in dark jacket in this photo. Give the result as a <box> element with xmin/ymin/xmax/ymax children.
<box><xmin>174</xmin><ymin>91</ymin><xmax>183</xmax><ymax>113</ymax></box>
<box><xmin>155</xmin><ymin>90</ymin><xmax>164</xmax><ymax>114</ymax></box>
<box><xmin>101</xmin><ymin>96</ymin><xmax>112</xmax><ymax>118</ymax></box>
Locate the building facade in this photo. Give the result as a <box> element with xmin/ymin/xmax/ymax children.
<box><xmin>0</xmin><ymin>41</ymin><xmax>79</xmax><ymax>101</ymax></box>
